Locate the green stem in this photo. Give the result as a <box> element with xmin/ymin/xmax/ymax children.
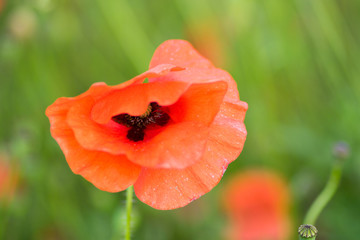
<box><xmin>303</xmin><ymin>161</ymin><xmax>343</xmax><ymax>225</ymax></box>
<box><xmin>125</xmin><ymin>186</ymin><xmax>133</xmax><ymax>240</ymax></box>
<box><xmin>299</xmin><ymin>236</ymin><xmax>316</xmax><ymax>240</ymax></box>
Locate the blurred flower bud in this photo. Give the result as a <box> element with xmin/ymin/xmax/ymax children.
<box><xmin>8</xmin><ymin>6</ymin><xmax>37</xmax><ymax>41</ymax></box>
<box><xmin>298</xmin><ymin>224</ymin><xmax>317</xmax><ymax>240</ymax></box>
<box><xmin>333</xmin><ymin>141</ymin><xmax>350</xmax><ymax>160</ymax></box>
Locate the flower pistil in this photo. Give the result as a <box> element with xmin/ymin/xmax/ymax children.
<box><xmin>112</xmin><ymin>102</ymin><xmax>170</xmax><ymax>142</ymax></box>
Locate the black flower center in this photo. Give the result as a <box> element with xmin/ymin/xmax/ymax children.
<box><xmin>112</xmin><ymin>102</ymin><xmax>170</xmax><ymax>142</ymax></box>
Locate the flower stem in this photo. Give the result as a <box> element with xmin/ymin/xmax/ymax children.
<box><xmin>303</xmin><ymin>161</ymin><xmax>343</xmax><ymax>225</ymax></box>
<box><xmin>125</xmin><ymin>186</ymin><xmax>133</xmax><ymax>240</ymax></box>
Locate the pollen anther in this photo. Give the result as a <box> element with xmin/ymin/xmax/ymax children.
<box><xmin>112</xmin><ymin>102</ymin><xmax>170</xmax><ymax>142</ymax></box>
<box><xmin>140</xmin><ymin>105</ymin><xmax>152</xmax><ymax>118</ymax></box>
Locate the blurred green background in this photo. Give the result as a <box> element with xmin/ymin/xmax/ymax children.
<box><xmin>0</xmin><ymin>0</ymin><xmax>359</xmax><ymax>239</ymax></box>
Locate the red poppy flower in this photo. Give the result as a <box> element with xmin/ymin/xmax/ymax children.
<box><xmin>46</xmin><ymin>40</ymin><xmax>247</xmax><ymax>210</ymax></box>
<box><xmin>223</xmin><ymin>169</ymin><xmax>291</xmax><ymax>240</ymax></box>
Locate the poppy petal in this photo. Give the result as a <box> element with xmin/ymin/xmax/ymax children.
<box><xmin>127</xmin><ymin>80</ymin><xmax>229</xmax><ymax>168</ymax></box>
<box><xmin>69</xmin><ymin>96</ymin><xmax>210</xmax><ymax>169</ymax></box>
<box><xmin>205</xmin><ymin>100</ymin><xmax>248</xmax><ymax>167</ymax></box>
<box><xmin>67</xmin><ymin>96</ymin><xmax>132</xmax><ymax>154</ymax></box>
<box><xmin>46</xmin><ymin>97</ymin><xmax>141</xmax><ymax>192</ymax></box>
<box><xmin>125</xmin><ymin>64</ymin><xmax>184</xmax><ymax>86</ymax></box>
<box><xmin>45</xmin><ymin>82</ymin><xmax>112</xmax><ymax>139</ymax></box>
<box><xmin>218</xmin><ymin>101</ymin><xmax>248</xmax><ymax>122</ymax></box>
<box><xmin>91</xmin><ymin>81</ymin><xmax>190</xmax><ymax>125</ymax></box>
<box><xmin>133</xmin><ymin>159</ymin><xmax>223</xmax><ymax>210</ymax></box>
<box><xmin>150</xmin><ymin>67</ymin><xmax>240</xmax><ymax>103</ymax></box>
<box><xmin>150</xmin><ymin>40</ymin><xmax>242</xmax><ymax>104</ymax></box>
<box><xmin>60</xmin><ymin>131</ymin><xmax>141</xmax><ymax>192</ymax></box>
<box><xmin>75</xmin><ymin>151</ymin><xmax>140</xmax><ymax>192</ymax></box>
<box><xmin>149</xmin><ymin>39</ymin><xmax>214</xmax><ymax>69</ymax></box>
<box><xmin>70</xmin><ymin>81</ymin><xmax>228</xmax><ymax>169</ymax></box>
<box><xmin>167</xmin><ymin>81</ymin><xmax>228</xmax><ymax>125</ymax></box>
<box><xmin>91</xmin><ymin>64</ymin><xmax>186</xmax><ymax>124</ymax></box>
<box><xmin>133</xmin><ymin>103</ymin><xmax>247</xmax><ymax>209</ymax></box>
<box><xmin>127</xmin><ymin>121</ymin><xmax>209</xmax><ymax>169</ymax></box>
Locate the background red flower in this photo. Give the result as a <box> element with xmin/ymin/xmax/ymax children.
<box><xmin>223</xmin><ymin>169</ymin><xmax>292</xmax><ymax>240</ymax></box>
<box><xmin>0</xmin><ymin>154</ymin><xmax>18</xmax><ymax>204</ymax></box>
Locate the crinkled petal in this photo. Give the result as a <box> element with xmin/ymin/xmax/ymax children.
<box><xmin>205</xmin><ymin>100</ymin><xmax>247</xmax><ymax>167</ymax></box>
<box><xmin>76</xmin><ymin>151</ymin><xmax>140</xmax><ymax>192</ymax></box>
<box><xmin>91</xmin><ymin>81</ymin><xmax>190</xmax><ymax>124</ymax></box>
<box><xmin>59</xmin><ymin>131</ymin><xmax>141</xmax><ymax>192</ymax></box>
<box><xmin>71</xmin><ymin>81</ymin><xmax>227</xmax><ymax>169</ymax></box>
<box><xmin>150</xmin><ymin>67</ymin><xmax>240</xmax><ymax>103</ymax></box>
<box><xmin>46</xmin><ymin>95</ymin><xmax>141</xmax><ymax>192</ymax></box>
<box><xmin>126</xmin><ymin>64</ymin><xmax>184</xmax><ymax>86</ymax></box>
<box><xmin>45</xmin><ymin>82</ymin><xmax>113</xmax><ymax>138</ymax></box>
<box><xmin>128</xmin><ymin>122</ymin><xmax>209</xmax><ymax>169</ymax></box>
<box><xmin>149</xmin><ymin>40</ymin><xmax>214</xmax><ymax>69</ymax></box>
<box><xmin>134</xmin><ymin>100</ymin><xmax>247</xmax><ymax>209</ymax></box>
<box><xmin>67</xmin><ymin>96</ymin><xmax>132</xmax><ymax>154</ymax></box>
<box><xmin>91</xmin><ymin>64</ymin><xmax>186</xmax><ymax>124</ymax></box>
<box><xmin>218</xmin><ymin>101</ymin><xmax>248</xmax><ymax>122</ymax></box>
<box><xmin>167</xmin><ymin>81</ymin><xmax>227</xmax><ymax>125</ymax></box>
<box><xmin>133</xmin><ymin>157</ymin><xmax>225</xmax><ymax>210</ymax></box>
<box><xmin>149</xmin><ymin>40</ymin><xmax>241</xmax><ymax>102</ymax></box>
<box><xmin>69</xmin><ymin>95</ymin><xmax>210</xmax><ymax>169</ymax></box>
<box><xmin>209</xmin><ymin>100</ymin><xmax>248</xmax><ymax>159</ymax></box>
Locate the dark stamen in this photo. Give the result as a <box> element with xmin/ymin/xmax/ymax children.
<box><xmin>112</xmin><ymin>102</ymin><xmax>170</xmax><ymax>142</ymax></box>
<box><xmin>150</xmin><ymin>110</ymin><xmax>170</xmax><ymax>126</ymax></box>
<box><xmin>127</xmin><ymin>127</ymin><xmax>145</xmax><ymax>142</ymax></box>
